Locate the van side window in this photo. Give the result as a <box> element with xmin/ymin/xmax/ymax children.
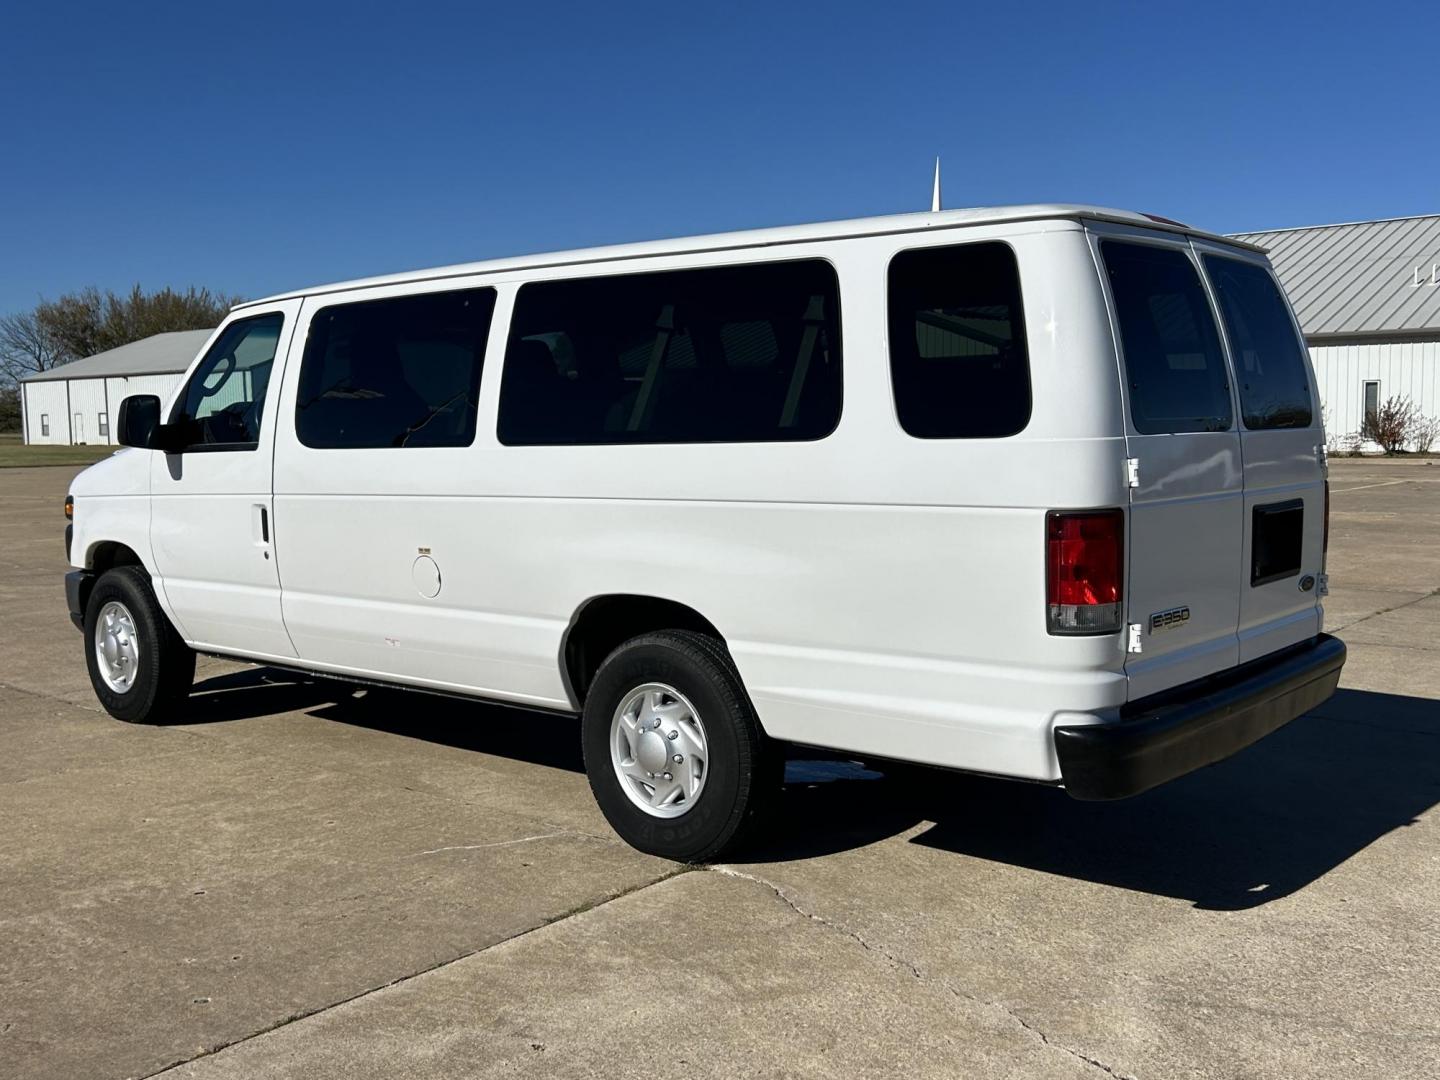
<box><xmin>173</xmin><ymin>314</ymin><xmax>284</xmax><ymax>449</ymax></box>
<box><xmin>296</xmin><ymin>288</ymin><xmax>496</xmax><ymax>449</ymax></box>
<box><xmin>497</xmin><ymin>260</ymin><xmax>841</xmax><ymax>445</ymax></box>
<box><xmin>887</xmin><ymin>242</ymin><xmax>1031</xmax><ymax>439</ymax></box>
<box><xmin>1101</xmin><ymin>242</ymin><xmax>1232</xmax><ymax>435</ymax></box>
<box><xmin>1202</xmin><ymin>255</ymin><xmax>1313</xmax><ymax>430</ymax></box>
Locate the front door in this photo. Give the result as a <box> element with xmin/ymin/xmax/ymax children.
<box><xmin>148</xmin><ymin>303</ymin><xmax>301</xmax><ymax>658</ymax></box>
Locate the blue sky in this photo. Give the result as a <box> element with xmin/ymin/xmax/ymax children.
<box><xmin>2</xmin><ymin>0</ymin><xmax>1436</xmax><ymax>315</ymax></box>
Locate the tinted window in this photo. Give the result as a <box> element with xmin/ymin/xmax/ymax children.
<box><xmin>174</xmin><ymin>314</ymin><xmax>284</xmax><ymax>447</ymax></box>
<box><xmin>888</xmin><ymin>242</ymin><xmax>1031</xmax><ymax>438</ymax></box>
<box><xmin>1203</xmin><ymin>255</ymin><xmax>1313</xmax><ymax>429</ymax></box>
<box><xmin>1102</xmin><ymin>242</ymin><xmax>1232</xmax><ymax>434</ymax></box>
<box><xmin>497</xmin><ymin>261</ymin><xmax>841</xmax><ymax>445</ymax></box>
<box><xmin>296</xmin><ymin>288</ymin><xmax>496</xmax><ymax>449</ymax></box>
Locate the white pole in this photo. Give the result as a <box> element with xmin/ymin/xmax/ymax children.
<box><xmin>931</xmin><ymin>157</ymin><xmax>942</xmax><ymax>213</ymax></box>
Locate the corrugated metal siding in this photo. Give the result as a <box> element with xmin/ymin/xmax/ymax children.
<box><xmin>1231</xmin><ymin>216</ymin><xmax>1440</xmax><ymax>337</ymax></box>
<box><xmin>69</xmin><ymin>380</ymin><xmax>108</xmax><ymax>444</ymax></box>
<box><xmin>22</xmin><ymin>381</ymin><xmax>70</xmax><ymax>444</ymax></box>
<box><xmin>1310</xmin><ymin>340</ymin><xmax>1440</xmax><ymax>450</ymax></box>
<box><xmin>107</xmin><ymin>374</ymin><xmax>185</xmax><ymax>414</ymax></box>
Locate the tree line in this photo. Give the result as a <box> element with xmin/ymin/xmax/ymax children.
<box><xmin>0</xmin><ymin>285</ymin><xmax>240</xmax><ymax>432</ymax></box>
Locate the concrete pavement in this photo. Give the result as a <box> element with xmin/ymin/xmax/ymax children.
<box><xmin>1</xmin><ymin>458</ymin><xmax>1437</xmax><ymax>1079</ymax></box>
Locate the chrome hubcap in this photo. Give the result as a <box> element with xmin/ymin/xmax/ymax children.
<box><xmin>94</xmin><ymin>601</ymin><xmax>140</xmax><ymax>694</ymax></box>
<box><xmin>610</xmin><ymin>683</ymin><xmax>708</xmax><ymax>818</ymax></box>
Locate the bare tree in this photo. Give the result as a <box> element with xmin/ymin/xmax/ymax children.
<box><xmin>1412</xmin><ymin>413</ymin><xmax>1439</xmax><ymax>455</ymax></box>
<box><xmin>0</xmin><ymin>309</ymin><xmax>71</xmax><ymax>387</ymax></box>
<box><xmin>1361</xmin><ymin>395</ymin><xmax>1419</xmax><ymax>455</ymax></box>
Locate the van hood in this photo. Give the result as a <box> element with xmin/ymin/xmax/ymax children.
<box><xmin>69</xmin><ymin>448</ymin><xmax>148</xmax><ymax>499</ymax></box>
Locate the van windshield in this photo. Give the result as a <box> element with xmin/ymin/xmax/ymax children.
<box><xmin>1102</xmin><ymin>242</ymin><xmax>1233</xmax><ymax>435</ymax></box>
<box><xmin>1202</xmin><ymin>255</ymin><xmax>1313</xmax><ymax>430</ymax></box>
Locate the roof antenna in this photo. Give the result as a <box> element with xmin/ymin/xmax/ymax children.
<box><xmin>930</xmin><ymin>157</ymin><xmax>942</xmax><ymax>213</ymax></box>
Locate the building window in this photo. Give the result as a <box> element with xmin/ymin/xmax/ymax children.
<box><xmin>98</xmin><ymin>412</ymin><xmax>109</xmax><ymax>438</ymax></box>
<box><xmin>40</xmin><ymin>414</ymin><xmax>49</xmax><ymax>436</ymax></box>
<box><xmin>1363</xmin><ymin>380</ymin><xmax>1380</xmax><ymax>429</ymax></box>
<box><xmin>498</xmin><ymin>260</ymin><xmax>842</xmax><ymax>446</ymax></box>
<box><xmin>296</xmin><ymin>287</ymin><xmax>497</xmax><ymax>449</ymax></box>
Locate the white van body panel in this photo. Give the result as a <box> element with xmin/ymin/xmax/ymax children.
<box><xmin>265</xmin><ymin>222</ymin><xmax>1128</xmax><ymax>781</ymax></box>
<box><xmin>68</xmin><ymin>448</ymin><xmax>153</xmax><ymax>573</ymax></box>
<box><xmin>66</xmin><ymin>205</ymin><xmax>1327</xmax><ymax>791</ymax></box>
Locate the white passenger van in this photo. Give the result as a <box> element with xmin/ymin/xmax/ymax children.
<box><xmin>64</xmin><ymin>205</ymin><xmax>1345</xmax><ymax>860</ymax></box>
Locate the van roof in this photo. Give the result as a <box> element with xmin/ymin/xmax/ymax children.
<box><xmin>235</xmin><ymin>204</ymin><xmax>1263</xmax><ymax>310</ymax></box>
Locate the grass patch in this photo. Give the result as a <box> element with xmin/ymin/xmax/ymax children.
<box><xmin>0</xmin><ymin>435</ymin><xmax>116</xmax><ymax>468</ymax></box>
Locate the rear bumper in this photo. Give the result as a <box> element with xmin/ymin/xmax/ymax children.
<box><xmin>65</xmin><ymin>569</ymin><xmax>94</xmax><ymax>631</ymax></box>
<box><xmin>1055</xmin><ymin>633</ymin><xmax>1346</xmax><ymax>800</ymax></box>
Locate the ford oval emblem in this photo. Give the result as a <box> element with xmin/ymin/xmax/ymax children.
<box><xmin>1299</xmin><ymin>575</ymin><xmax>1316</xmax><ymax>593</ymax></box>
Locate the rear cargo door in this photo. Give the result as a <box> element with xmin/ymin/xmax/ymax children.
<box><xmin>1193</xmin><ymin>241</ymin><xmax>1325</xmax><ymax>662</ymax></box>
<box><xmin>1093</xmin><ymin>230</ymin><xmax>1243</xmax><ymax>699</ymax></box>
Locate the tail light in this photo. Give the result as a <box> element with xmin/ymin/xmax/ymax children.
<box><xmin>1046</xmin><ymin>510</ymin><xmax>1124</xmax><ymax>635</ymax></box>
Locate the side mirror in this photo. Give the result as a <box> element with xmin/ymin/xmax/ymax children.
<box><xmin>116</xmin><ymin>395</ymin><xmax>161</xmax><ymax>448</ymax></box>
<box><xmin>117</xmin><ymin>396</ymin><xmax>190</xmax><ymax>452</ymax></box>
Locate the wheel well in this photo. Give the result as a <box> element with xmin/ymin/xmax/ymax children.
<box><xmin>89</xmin><ymin>541</ymin><xmax>144</xmax><ymax>576</ymax></box>
<box><xmin>562</xmin><ymin>595</ymin><xmax>724</xmax><ymax>707</ymax></box>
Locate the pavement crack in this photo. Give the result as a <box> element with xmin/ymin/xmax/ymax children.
<box><xmin>1329</xmin><ymin>587</ymin><xmax>1439</xmax><ymax>633</ymax></box>
<box><xmin>712</xmin><ymin>866</ymin><xmax>1137</xmax><ymax>1080</ymax></box>
<box><xmin>413</xmin><ymin>831</ymin><xmax>579</xmax><ymax>855</ymax></box>
<box><xmin>136</xmin><ymin>865</ymin><xmax>693</xmax><ymax>1079</ymax></box>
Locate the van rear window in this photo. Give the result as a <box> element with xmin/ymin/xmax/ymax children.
<box><xmin>1101</xmin><ymin>242</ymin><xmax>1232</xmax><ymax>435</ymax></box>
<box><xmin>1202</xmin><ymin>255</ymin><xmax>1313</xmax><ymax>430</ymax></box>
<box><xmin>887</xmin><ymin>242</ymin><xmax>1031</xmax><ymax>438</ymax></box>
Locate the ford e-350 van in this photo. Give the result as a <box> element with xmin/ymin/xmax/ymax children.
<box><xmin>62</xmin><ymin>205</ymin><xmax>1345</xmax><ymax>860</ymax></box>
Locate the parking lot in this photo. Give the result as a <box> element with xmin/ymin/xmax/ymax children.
<box><xmin>2</xmin><ymin>457</ymin><xmax>1437</xmax><ymax>1080</ymax></box>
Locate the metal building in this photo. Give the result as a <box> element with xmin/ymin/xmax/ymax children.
<box><xmin>19</xmin><ymin>330</ymin><xmax>212</xmax><ymax>445</ymax></box>
<box><xmin>1231</xmin><ymin>214</ymin><xmax>1440</xmax><ymax>450</ymax></box>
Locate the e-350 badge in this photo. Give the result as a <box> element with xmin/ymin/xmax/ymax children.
<box><xmin>1150</xmin><ymin>606</ymin><xmax>1191</xmax><ymax>634</ymax></box>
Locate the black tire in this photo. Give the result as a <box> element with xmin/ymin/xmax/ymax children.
<box><xmin>83</xmin><ymin>566</ymin><xmax>196</xmax><ymax>724</ymax></box>
<box><xmin>582</xmin><ymin>630</ymin><xmax>780</xmax><ymax>862</ymax></box>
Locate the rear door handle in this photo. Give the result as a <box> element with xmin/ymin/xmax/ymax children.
<box><xmin>253</xmin><ymin>503</ymin><xmax>270</xmax><ymax>545</ymax></box>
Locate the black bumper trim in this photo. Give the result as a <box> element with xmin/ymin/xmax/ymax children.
<box><xmin>1055</xmin><ymin>633</ymin><xmax>1346</xmax><ymax>801</ymax></box>
<box><xmin>65</xmin><ymin>569</ymin><xmax>95</xmax><ymax>632</ymax></box>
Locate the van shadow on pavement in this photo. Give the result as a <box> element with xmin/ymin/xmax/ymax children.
<box><xmin>182</xmin><ymin>670</ymin><xmax>1440</xmax><ymax>912</ymax></box>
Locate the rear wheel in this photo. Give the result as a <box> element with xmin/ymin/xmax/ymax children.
<box><xmin>84</xmin><ymin>566</ymin><xmax>195</xmax><ymax>724</ymax></box>
<box><xmin>582</xmin><ymin>630</ymin><xmax>778</xmax><ymax>862</ymax></box>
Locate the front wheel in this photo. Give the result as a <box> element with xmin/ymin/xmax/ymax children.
<box><xmin>582</xmin><ymin>630</ymin><xmax>779</xmax><ymax>862</ymax></box>
<box><xmin>84</xmin><ymin>566</ymin><xmax>196</xmax><ymax>723</ymax></box>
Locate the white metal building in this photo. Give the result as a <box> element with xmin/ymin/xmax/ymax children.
<box><xmin>19</xmin><ymin>330</ymin><xmax>212</xmax><ymax>445</ymax></box>
<box><xmin>1231</xmin><ymin>214</ymin><xmax>1440</xmax><ymax>449</ymax></box>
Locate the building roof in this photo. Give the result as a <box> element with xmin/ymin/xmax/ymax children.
<box><xmin>237</xmin><ymin>204</ymin><xmax>1261</xmax><ymax>309</ymax></box>
<box><xmin>1231</xmin><ymin>214</ymin><xmax>1440</xmax><ymax>339</ymax></box>
<box><xmin>20</xmin><ymin>329</ymin><xmax>213</xmax><ymax>383</ymax></box>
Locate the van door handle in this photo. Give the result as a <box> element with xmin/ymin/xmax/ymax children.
<box><xmin>253</xmin><ymin>503</ymin><xmax>270</xmax><ymax>544</ymax></box>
